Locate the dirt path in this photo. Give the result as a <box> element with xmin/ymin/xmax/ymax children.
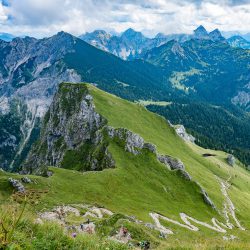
<box><xmin>39</xmin><ymin>176</ymin><xmax>245</xmax><ymax>237</ymax></box>
<box><xmin>149</xmin><ymin>176</ymin><xmax>245</xmax><ymax>235</ymax></box>
<box><xmin>218</xmin><ymin>176</ymin><xmax>245</xmax><ymax>231</ymax></box>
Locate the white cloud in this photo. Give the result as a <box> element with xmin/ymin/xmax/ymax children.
<box><xmin>0</xmin><ymin>0</ymin><xmax>249</xmax><ymax>38</ymax></box>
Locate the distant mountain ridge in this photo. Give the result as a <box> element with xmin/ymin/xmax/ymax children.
<box><xmin>0</xmin><ymin>32</ymin><xmax>15</xmax><ymax>41</ymax></box>
<box><xmin>228</xmin><ymin>36</ymin><xmax>250</xmax><ymax>49</ymax></box>
<box><xmin>79</xmin><ymin>25</ymin><xmax>228</xmax><ymax>60</ymax></box>
<box><xmin>0</xmin><ymin>26</ymin><xmax>250</xmax><ymax>171</ymax></box>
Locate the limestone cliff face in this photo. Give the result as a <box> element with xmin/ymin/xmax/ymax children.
<box><xmin>22</xmin><ymin>83</ymin><xmax>114</xmax><ymax>175</ymax></box>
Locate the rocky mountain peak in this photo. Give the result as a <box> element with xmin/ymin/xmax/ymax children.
<box><xmin>209</xmin><ymin>29</ymin><xmax>225</xmax><ymax>42</ymax></box>
<box><xmin>194</xmin><ymin>25</ymin><xmax>210</xmax><ymax>40</ymax></box>
<box><xmin>53</xmin><ymin>31</ymin><xmax>75</xmax><ymax>41</ymax></box>
<box><xmin>121</xmin><ymin>28</ymin><xmax>146</xmax><ymax>41</ymax></box>
<box><xmin>85</xmin><ymin>30</ymin><xmax>111</xmax><ymax>39</ymax></box>
<box><xmin>10</xmin><ymin>36</ymin><xmax>37</xmax><ymax>47</ymax></box>
<box><xmin>22</xmin><ymin>83</ymin><xmax>114</xmax><ymax>174</ymax></box>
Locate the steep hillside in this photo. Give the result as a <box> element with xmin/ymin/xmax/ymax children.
<box><xmin>147</xmin><ymin>102</ymin><xmax>250</xmax><ymax>166</ymax></box>
<box><xmin>0</xmin><ymin>32</ymin><xmax>169</xmax><ymax>171</ymax></box>
<box><xmin>1</xmin><ymin>28</ymin><xmax>250</xmax><ymax>172</ymax></box>
<box><xmin>1</xmin><ymin>83</ymin><xmax>249</xmax><ymax>249</ymax></box>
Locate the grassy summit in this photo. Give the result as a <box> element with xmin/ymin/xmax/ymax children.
<box><xmin>0</xmin><ymin>83</ymin><xmax>249</xmax><ymax>249</ymax></box>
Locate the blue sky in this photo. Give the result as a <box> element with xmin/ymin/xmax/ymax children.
<box><xmin>0</xmin><ymin>0</ymin><xmax>249</xmax><ymax>37</ymax></box>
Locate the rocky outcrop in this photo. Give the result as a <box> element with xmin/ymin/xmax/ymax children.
<box><xmin>106</xmin><ymin>125</ymin><xmax>193</xmax><ymax>183</ymax></box>
<box><xmin>175</xmin><ymin>125</ymin><xmax>195</xmax><ymax>143</ymax></box>
<box><xmin>21</xmin><ymin>177</ymin><xmax>32</xmax><ymax>183</ymax></box>
<box><xmin>143</xmin><ymin>143</ymin><xmax>157</xmax><ymax>154</ymax></box>
<box><xmin>157</xmin><ymin>154</ymin><xmax>185</xmax><ymax>170</ymax></box>
<box><xmin>227</xmin><ymin>154</ymin><xmax>235</xmax><ymax>167</ymax></box>
<box><xmin>22</xmin><ymin>83</ymin><xmax>115</xmax><ymax>174</ymax></box>
<box><xmin>201</xmin><ymin>189</ymin><xmax>216</xmax><ymax>209</ymax></box>
<box><xmin>107</xmin><ymin>127</ymin><xmax>144</xmax><ymax>155</ymax></box>
<box><xmin>8</xmin><ymin>178</ymin><xmax>25</xmax><ymax>193</ymax></box>
<box><xmin>178</xmin><ymin>169</ymin><xmax>192</xmax><ymax>181</ymax></box>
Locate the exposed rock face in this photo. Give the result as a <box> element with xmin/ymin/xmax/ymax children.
<box><xmin>201</xmin><ymin>188</ymin><xmax>216</xmax><ymax>210</ymax></box>
<box><xmin>21</xmin><ymin>177</ymin><xmax>32</xmax><ymax>183</ymax></box>
<box><xmin>143</xmin><ymin>143</ymin><xmax>157</xmax><ymax>154</ymax></box>
<box><xmin>175</xmin><ymin>125</ymin><xmax>195</xmax><ymax>143</ymax></box>
<box><xmin>231</xmin><ymin>91</ymin><xmax>250</xmax><ymax>110</ymax></box>
<box><xmin>194</xmin><ymin>25</ymin><xmax>210</xmax><ymax>40</ymax></box>
<box><xmin>209</xmin><ymin>29</ymin><xmax>226</xmax><ymax>42</ymax></box>
<box><xmin>228</xmin><ymin>36</ymin><xmax>250</xmax><ymax>50</ymax></box>
<box><xmin>157</xmin><ymin>154</ymin><xmax>185</xmax><ymax>170</ymax></box>
<box><xmin>22</xmin><ymin>83</ymin><xmax>115</xmax><ymax>174</ymax></box>
<box><xmin>8</xmin><ymin>178</ymin><xmax>25</xmax><ymax>193</ymax></box>
<box><xmin>0</xmin><ymin>32</ymin><xmax>81</xmax><ymax>170</ymax></box>
<box><xmin>107</xmin><ymin>126</ymin><xmax>157</xmax><ymax>155</ymax></box>
<box><xmin>227</xmin><ymin>154</ymin><xmax>235</xmax><ymax>167</ymax></box>
<box><xmin>107</xmin><ymin>126</ymin><xmax>144</xmax><ymax>155</ymax></box>
<box><xmin>178</xmin><ymin>169</ymin><xmax>192</xmax><ymax>181</ymax></box>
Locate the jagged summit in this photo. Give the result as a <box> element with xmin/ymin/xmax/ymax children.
<box><xmin>209</xmin><ymin>28</ymin><xmax>225</xmax><ymax>42</ymax></box>
<box><xmin>193</xmin><ymin>25</ymin><xmax>210</xmax><ymax>39</ymax></box>
<box><xmin>121</xmin><ymin>28</ymin><xmax>146</xmax><ymax>41</ymax></box>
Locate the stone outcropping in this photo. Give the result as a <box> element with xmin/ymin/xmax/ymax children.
<box><xmin>175</xmin><ymin>125</ymin><xmax>195</xmax><ymax>143</ymax></box>
<box><xmin>22</xmin><ymin>83</ymin><xmax>115</xmax><ymax>174</ymax></box>
<box><xmin>107</xmin><ymin>127</ymin><xmax>145</xmax><ymax>155</ymax></box>
<box><xmin>201</xmin><ymin>189</ymin><xmax>216</xmax><ymax>209</ymax></box>
<box><xmin>8</xmin><ymin>178</ymin><xmax>25</xmax><ymax>193</ymax></box>
<box><xmin>106</xmin><ymin>126</ymin><xmax>192</xmax><ymax>181</ymax></box>
<box><xmin>227</xmin><ymin>154</ymin><xmax>235</xmax><ymax>167</ymax></box>
<box><xmin>157</xmin><ymin>154</ymin><xmax>185</xmax><ymax>170</ymax></box>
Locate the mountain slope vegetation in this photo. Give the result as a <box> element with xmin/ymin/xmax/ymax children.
<box><xmin>0</xmin><ymin>27</ymin><xmax>250</xmax><ymax>171</ymax></box>
<box><xmin>1</xmin><ymin>83</ymin><xmax>249</xmax><ymax>249</ymax></box>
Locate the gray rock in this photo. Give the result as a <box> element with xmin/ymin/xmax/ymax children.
<box><xmin>143</xmin><ymin>143</ymin><xmax>157</xmax><ymax>153</ymax></box>
<box><xmin>22</xmin><ymin>84</ymin><xmax>114</xmax><ymax>174</ymax></box>
<box><xmin>157</xmin><ymin>154</ymin><xmax>185</xmax><ymax>170</ymax></box>
<box><xmin>47</xmin><ymin>171</ymin><xmax>53</xmax><ymax>177</ymax></box>
<box><xmin>175</xmin><ymin>125</ymin><xmax>195</xmax><ymax>143</ymax></box>
<box><xmin>107</xmin><ymin>127</ymin><xmax>144</xmax><ymax>155</ymax></box>
<box><xmin>200</xmin><ymin>187</ymin><xmax>216</xmax><ymax>209</ymax></box>
<box><xmin>178</xmin><ymin>169</ymin><xmax>192</xmax><ymax>181</ymax></box>
<box><xmin>8</xmin><ymin>178</ymin><xmax>25</xmax><ymax>193</ymax></box>
<box><xmin>21</xmin><ymin>176</ymin><xmax>32</xmax><ymax>183</ymax></box>
<box><xmin>227</xmin><ymin>154</ymin><xmax>235</xmax><ymax>167</ymax></box>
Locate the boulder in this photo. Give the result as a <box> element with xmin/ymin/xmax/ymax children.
<box><xmin>157</xmin><ymin>154</ymin><xmax>185</xmax><ymax>170</ymax></box>
<box><xmin>8</xmin><ymin>178</ymin><xmax>25</xmax><ymax>193</ymax></box>
<box><xmin>21</xmin><ymin>177</ymin><xmax>32</xmax><ymax>183</ymax></box>
<box><xmin>227</xmin><ymin>154</ymin><xmax>235</xmax><ymax>167</ymax></box>
<box><xmin>175</xmin><ymin>125</ymin><xmax>195</xmax><ymax>143</ymax></box>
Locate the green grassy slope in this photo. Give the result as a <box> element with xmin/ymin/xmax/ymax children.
<box><xmin>1</xmin><ymin>83</ymin><xmax>250</xmax><ymax>248</ymax></box>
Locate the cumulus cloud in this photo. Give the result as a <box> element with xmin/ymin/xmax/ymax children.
<box><xmin>0</xmin><ymin>0</ymin><xmax>249</xmax><ymax>37</ymax></box>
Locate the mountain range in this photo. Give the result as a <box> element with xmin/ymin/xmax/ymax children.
<box><xmin>0</xmin><ymin>23</ymin><xmax>250</xmax><ymax>249</ymax></box>
<box><xmin>79</xmin><ymin>25</ymin><xmax>248</xmax><ymax>60</ymax></box>
<box><xmin>0</xmin><ymin>26</ymin><xmax>249</xmax><ymax>172</ymax></box>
